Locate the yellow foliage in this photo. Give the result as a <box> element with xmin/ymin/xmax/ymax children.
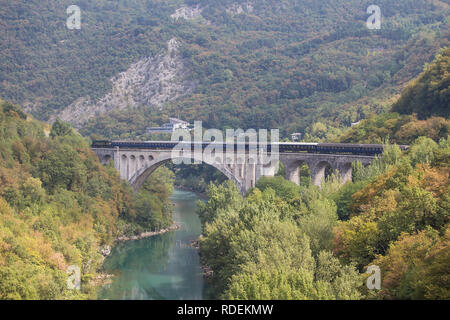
<box><xmin>416</xmin><ymin>164</ymin><xmax>449</xmax><ymax>198</ymax></box>
<box><xmin>0</xmin><ymin>197</ymin><xmax>13</xmax><ymax>216</ymax></box>
<box><xmin>372</xmin><ymin>226</ymin><xmax>450</xmax><ymax>299</ymax></box>
<box><xmin>351</xmin><ymin>168</ymin><xmax>396</xmax><ymax>213</ymax></box>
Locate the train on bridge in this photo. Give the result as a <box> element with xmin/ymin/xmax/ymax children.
<box><xmin>92</xmin><ymin>140</ymin><xmax>409</xmax><ymax>156</ymax></box>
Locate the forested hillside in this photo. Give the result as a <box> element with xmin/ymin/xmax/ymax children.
<box><xmin>339</xmin><ymin>47</ymin><xmax>449</xmax><ymax>144</ymax></box>
<box><xmin>197</xmin><ymin>44</ymin><xmax>450</xmax><ymax>299</ymax></box>
<box><xmin>198</xmin><ymin>133</ymin><xmax>449</xmax><ymax>300</ymax></box>
<box><xmin>0</xmin><ymin>0</ymin><xmax>448</xmax><ymax>138</ymax></box>
<box><xmin>0</xmin><ymin>99</ymin><xmax>173</xmax><ymax>299</ymax></box>
<box><xmin>392</xmin><ymin>46</ymin><xmax>449</xmax><ymax>118</ymax></box>
<box><xmin>0</xmin><ymin>0</ymin><xmax>449</xmax><ymax>301</ymax></box>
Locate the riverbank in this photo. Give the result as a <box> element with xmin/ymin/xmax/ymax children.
<box><xmin>115</xmin><ymin>223</ymin><xmax>180</xmax><ymax>242</ymax></box>
<box><xmin>95</xmin><ymin>224</ymin><xmax>180</xmax><ymax>296</ymax></box>
<box><xmin>98</xmin><ymin>188</ymin><xmax>210</xmax><ymax>299</ymax></box>
<box><xmin>189</xmin><ymin>239</ymin><xmax>214</xmax><ymax>280</ymax></box>
<box><xmin>173</xmin><ymin>189</ymin><xmax>213</xmax><ymax>281</ymax></box>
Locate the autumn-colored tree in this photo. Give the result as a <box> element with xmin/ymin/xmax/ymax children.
<box><xmin>372</xmin><ymin>227</ymin><xmax>450</xmax><ymax>299</ymax></box>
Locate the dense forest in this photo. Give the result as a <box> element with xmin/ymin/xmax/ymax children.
<box><xmin>338</xmin><ymin>47</ymin><xmax>449</xmax><ymax>144</ymax></box>
<box><xmin>392</xmin><ymin>46</ymin><xmax>449</xmax><ymax>119</ymax></box>
<box><xmin>0</xmin><ymin>99</ymin><xmax>174</xmax><ymax>299</ymax></box>
<box><xmin>198</xmin><ymin>137</ymin><xmax>449</xmax><ymax>299</ymax></box>
<box><xmin>197</xmin><ymin>46</ymin><xmax>449</xmax><ymax>300</ymax></box>
<box><xmin>0</xmin><ymin>0</ymin><xmax>448</xmax><ymax>301</ymax></box>
<box><xmin>0</xmin><ymin>0</ymin><xmax>448</xmax><ymax>139</ymax></box>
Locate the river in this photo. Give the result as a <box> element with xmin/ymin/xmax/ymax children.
<box><xmin>98</xmin><ymin>189</ymin><xmax>211</xmax><ymax>300</ymax></box>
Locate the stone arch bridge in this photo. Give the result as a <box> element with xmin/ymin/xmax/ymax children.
<box><xmin>92</xmin><ymin>142</ymin><xmax>378</xmax><ymax>195</ymax></box>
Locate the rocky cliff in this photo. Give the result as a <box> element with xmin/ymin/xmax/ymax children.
<box><xmin>54</xmin><ymin>38</ymin><xmax>197</xmax><ymax>127</ymax></box>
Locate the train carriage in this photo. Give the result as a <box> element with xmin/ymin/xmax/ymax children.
<box><xmin>92</xmin><ymin>140</ymin><xmax>408</xmax><ymax>156</ymax></box>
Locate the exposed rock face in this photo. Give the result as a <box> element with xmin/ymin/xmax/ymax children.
<box><xmin>170</xmin><ymin>3</ymin><xmax>254</xmax><ymax>21</ymax></box>
<box><xmin>226</xmin><ymin>2</ymin><xmax>254</xmax><ymax>15</ymax></box>
<box><xmin>170</xmin><ymin>5</ymin><xmax>203</xmax><ymax>21</ymax></box>
<box><xmin>54</xmin><ymin>38</ymin><xmax>197</xmax><ymax>127</ymax></box>
<box><xmin>100</xmin><ymin>245</ymin><xmax>111</xmax><ymax>257</ymax></box>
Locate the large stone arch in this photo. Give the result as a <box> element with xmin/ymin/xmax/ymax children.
<box><xmin>128</xmin><ymin>152</ymin><xmax>245</xmax><ymax>194</ymax></box>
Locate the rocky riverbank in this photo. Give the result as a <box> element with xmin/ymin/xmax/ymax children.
<box><xmin>91</xmin><ymin>273</ymin><xmax>115</xmax><ymax>288</ymax></box>
<box><xmin>115</xmin><ymin>224</ymin><xmax>180</xmax><ymax>242</ymax></box>
<box><xmin>95</xmin><ymin>224</ymin><xmax>180</xmax><ymax>296</ymax></box>
<box><xmin>190</xmin><ymin>239</ymin><xmax>214</xmax><ymax>280</ymax></box>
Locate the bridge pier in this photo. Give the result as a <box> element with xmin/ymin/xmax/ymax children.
<box><xmin>337</xmin><ymin>162</ymin><xmax>353</xmax><ymax>184</ymax></box>
<box><xmin>284</xmin><ymin>162</ymin><xmax>300</xmax><ymax>185</ymax></box>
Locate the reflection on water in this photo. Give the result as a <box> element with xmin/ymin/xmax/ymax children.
<box><xmin>98</xmin><ymin>189</ymin><xmax>210</xmax><ymax>300</ymax></box>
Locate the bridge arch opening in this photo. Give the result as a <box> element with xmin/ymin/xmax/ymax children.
<box><xmin>130</xmin><ymin>155</ymin><xmax>137</xmax><ymax>180</ymax></box>
<box><xmin>312</xmin><ymin>161</ymin><xmax>333</xmax><ymax>186</ymax></box>
<box><xmin>281</xmin><ymin>160</ymin><xmax>312</xmax><ymax>187</ymax></box>
<box><xmin>129</xmin><ymin>155</ymin><xmax>243</xmax><ymax>194</ymax></box>
<box><xmin>139</xmin><ymin>155</ymin><xmax>145</xmax><ymax>168</ymax></box>
<box><xmin>102</xmin><ymin>154</ymin><xmax>112</xmax><ymax>165</ymax></box>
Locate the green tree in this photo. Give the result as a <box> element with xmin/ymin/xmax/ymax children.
<box><xmin>50</xmin><ymin>118</ymin><xmax>73</xmax><ymax>138</ymax></box>
<box><xmin>408</xmin><ymin>136</ymin><xmax>439</xmax><ymax>167</ymax></box>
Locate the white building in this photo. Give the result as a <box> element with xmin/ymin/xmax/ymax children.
<box><xmin>168</xmin><ymin>118</ymin><xmax>190</xmax><ymax>130</ymax></box>
<box><xmin>146</xmin><ymin>118</ymin><xmax>190</xmax><ymax>134</ymax></box>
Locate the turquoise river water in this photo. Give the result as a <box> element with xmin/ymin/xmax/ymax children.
<box><xmin>98</xmin><ymin>189</ymin><xmax>211</xmax><ymax>300</ymax></box>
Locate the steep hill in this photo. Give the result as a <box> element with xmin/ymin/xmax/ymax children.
<box><xmin>0</xmin><ymin>99</ymin><xmax>174</xmax><ymax>299</ymax></box>
<box><xmin>392</xmin><ymin>47</ymin><xmax>449</xmax><ymax>118</ymax></box>
<box><xmin>0</xmin><ymin>0</ymin><xmax>449</xmax><ymax>137</ymax></box>
<box><xmin>339</xmin><ymin>47</ymin><xmax>449</xmax><ymax>144</ymax></box>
